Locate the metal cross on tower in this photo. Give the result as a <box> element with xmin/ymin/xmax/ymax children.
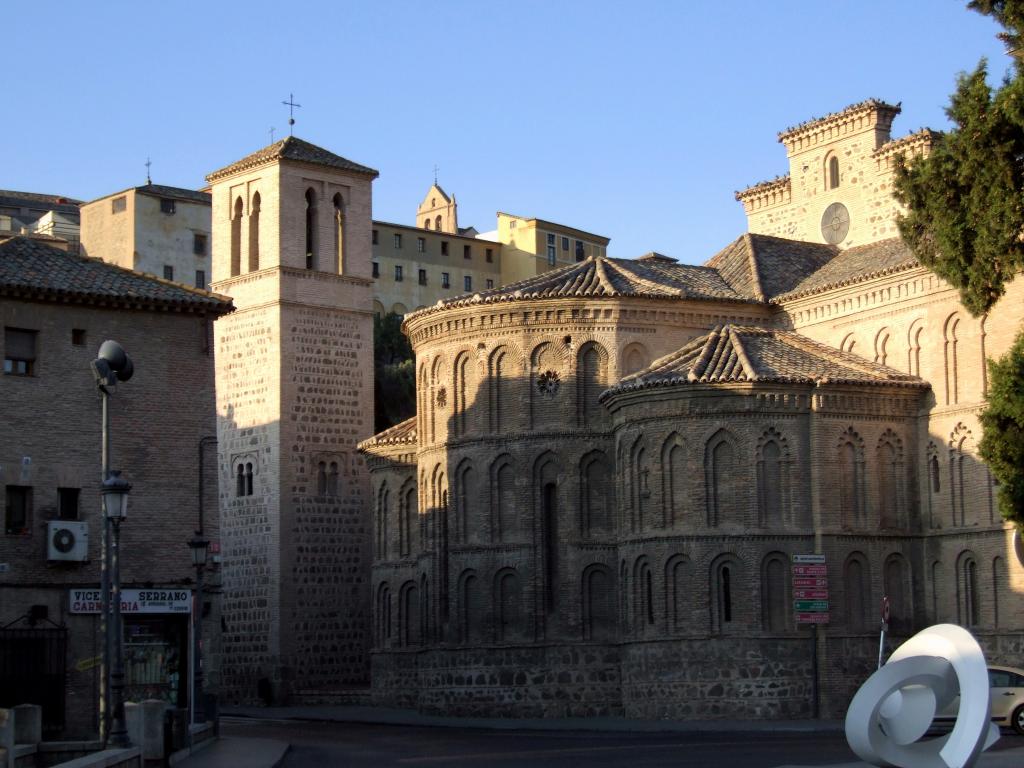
<box><xmin>433</xmin><ymin>164</ymin><xmax>440</xmax><ymax>185</ymax></box>
<box><xmin>282</xmin><ymin>93</ymin><xmax>301</xmax><ymax>135</ymax></box>
<box><xmin>269</xmin><ymin>126</ymin><xmax>276</xmax><ymax>144</ymax></box>
<box><xmin>145</xmin><ymin>157</ymin><xmax>151</xmax><ymax>185</ymax></box>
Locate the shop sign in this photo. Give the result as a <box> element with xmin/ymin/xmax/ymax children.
<box><xmin>69</xmin><ymin>588</ymin><xmax>192</xmax><ymax>614</ymax></box>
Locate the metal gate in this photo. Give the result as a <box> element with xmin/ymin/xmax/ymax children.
<box><xmin>0</xmin><ymin>627</ymin><xmax>67</xmax><ymax>732</ymax></box>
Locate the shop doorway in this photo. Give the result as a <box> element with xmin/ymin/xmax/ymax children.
<box><xmin>124</xmin><ymin>616</ymin><xmax>188</xmax><ymax>707</ymax></box>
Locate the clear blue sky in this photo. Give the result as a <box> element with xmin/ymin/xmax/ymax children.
<box><xmin>4</xmin><ymin>1</ymin><xmax>1010</xmax><ymax>264</ymax></box>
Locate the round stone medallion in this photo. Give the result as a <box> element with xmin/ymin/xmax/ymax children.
<box><xmin>821</xmin><ymin>202</ymin><xmax>850</xmax><ymax>244</ymax></box>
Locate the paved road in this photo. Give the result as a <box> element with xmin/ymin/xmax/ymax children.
<box><xmin>221</xmin><ymin>716</ymin><xmax>1024</xmax><ymax>767</ymax></box>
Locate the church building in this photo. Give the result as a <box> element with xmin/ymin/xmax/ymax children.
<box><xmin>357</xmin><ymin>99</ymin><xmax>1024</xmax><ymax>720</ymax></box>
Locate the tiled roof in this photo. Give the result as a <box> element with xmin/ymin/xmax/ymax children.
<box><xmin>358</xmin><ymin>417</ymin><xmax>417</xmax><ymax>452</ymax></box>
<box><xmin>0</xmin><ymin>190</ymin><xmax>83</xmax><ymax>209</ymax></box>
<box><xmin>405</xmin><ymin>254</ymin><xmax>753</xmax><ymax>319</ymax></box>
<box><xmin>704</xmin><ymin>233</ymin><xmax>837</xmax><ymax>301</ymax></box>
<box><xmin>772</xmin><ymin>238</ymin><xmax>919</xmax><ymax>302</ymax></box>
<box><xmin>134</xmin><ymin>184</ymin><xmax>211</xmax><ymax>204</ymax></box>
<box><xmin>206</xmin><ymin>136</ymin><xmax>379</xmax><ymax>181</ymax></box>
<box><xmin>603</xmin><ymin>325</ymin><xmax>927</xmax><ymax>400</ymax></box>
<box><xmin>0</xmin><ymin>236</ymin><xmax>232</xmax><ymax>314</ymax></box>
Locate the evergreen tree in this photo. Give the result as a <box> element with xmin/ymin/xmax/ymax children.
<box><xmin>893</xmin><ymin>57</ymin><xmax>1024</xmax><ymax>316</ymax></box>
<box><xmin>373</xmin><ymin>312</ymin><xmax>416</xmax><ymax>433</ymax></box>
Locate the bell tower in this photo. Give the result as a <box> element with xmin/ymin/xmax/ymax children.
<box><xmin>207</xmin><ymin>137</ymin><xmax>379</xmax><ymax>702</ymax></box>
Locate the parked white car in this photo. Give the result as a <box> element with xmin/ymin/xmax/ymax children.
<box><xmin>934</xmin><ymin>665</ymin><xmax>1024</xmax><ymax>734</ymax></box>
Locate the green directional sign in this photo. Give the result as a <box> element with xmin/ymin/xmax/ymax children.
<box><xmin>793</xmin><ymin>600</ymin><xmax>828</xmax><ymax>612</ymax></box>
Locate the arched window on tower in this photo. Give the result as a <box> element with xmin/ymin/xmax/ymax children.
<box><xmin>424</xmin><ymin>218</ymin><xmax>430</xmax><ymax>230</ymax></box>
<box><xmin>231</xmin><ymin>197</ymin><xmax>243</xmax><ymax>276</ymax></box>
<box><xmin>435</xmin><ymin>214</ymin><xmax>442</xmax><ymax>231</ymax></box>
<box><xmin>333</xmin><ymin>193</ymin><xmax>346</xmax><ymax>274</ymax></box>
<box><xmin>244</xmin><ymin>462</ymin><xmax>254</xmax><ymax>496</ymax></box>
<box><xmin>305</xmin><ymin>188</ymin><xmax>318</xmax><ymax>270</ymax></box>
<box><xmin>235</xmin><ymin>464</ymin><xmax>245</xmax><ymax>497</ymax></box>
<box><xmin>958</xmin><ymin>552</ymin><xmax>980</xmax><ymax>627</ymax></box>
<box><xmin>328</xmin><ymin>461</ymin><xmax>339</xmax><ymax>496</ymax></box>
<box><xmin>828</xmin><ymin>155</ymin><xmax>840</xmax><ymax>189</ymax></box>
<box><xmin>248</xmin><ymin>192</ymin><xmax>260</xmax><ymax>272</ymax></box>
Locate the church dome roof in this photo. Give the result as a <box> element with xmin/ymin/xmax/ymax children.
<box><xmin>206</xmin><ymin>136</ymin><xmax>379</xmax><ymax>181</ymax></box>
<box><xmin>602</xmin><ymin>325</ymin><xmax>928</xmax><ymax>400</ymax></box>
<box><xmin>357</xmin><ymin>416</ymin><xmax>417</xmax><ymax>453</ymax></box>
<box><xmin>405</xmin><ymin>254</ymin><xmax>754</xmax><ymax>321</ymax></box>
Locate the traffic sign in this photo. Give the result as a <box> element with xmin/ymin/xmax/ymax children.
<box><xmin>793</xmin><ymin>565</ymin><xmax>827</xmax><ymax>576</ymax></box>
<box><xmin>792</xmin><ymin>554</ymin><xmax>826</xmax><ymax>564</ymax></box>
<box><xmin>794</xmin><ymin>600</ymin><xmax>829</xmax><ymax>612</ymax></box>
<box><xmin>796</xmin><ymin>612</ymin><xmax>830</xmax><ymax>624</ymax></box>
<box><xmin>793</xmin><ymin>577</ymin><xmax>827</xmax><ymax>588</ymax></box>
<box><xmin>793</xmin><ymin>589</ymin><xmax>829</xmax><ymax>600</ymax></box>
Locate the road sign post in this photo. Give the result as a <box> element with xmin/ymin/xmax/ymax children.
<box><xmin>878</xmin><ymin>596</ymin><xmax>890</xmax><ymax>669</ymax></box>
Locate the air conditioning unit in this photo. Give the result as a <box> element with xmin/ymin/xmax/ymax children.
<box><xmin>47</xmin><ymin>521</ymin><xmax>89</xmax><ymax>562</ymax></box>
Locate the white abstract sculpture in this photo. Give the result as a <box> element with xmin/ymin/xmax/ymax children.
<box><xmin>845</xmin><ymin>624</ymin><xmax>999</xmax><ymax>768</ymax></box>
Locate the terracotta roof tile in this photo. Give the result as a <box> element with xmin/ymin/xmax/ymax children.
<box><xmin>0</xmin><ymin>236</ymin><xmax>232</xmax><ymax>314</ymax></box>
<box><xmin>358</xmin><ymin>417</ymin><xmax>417</xmax><ymax>451</ymax></box>
<box><xmin>772</xmin><ymin>238</ymin><xmax>919</xmax><ymax>302</ymax></box>
<box><xmin>406</xmin><ymin>254</ymin><xmax>751</xmax><ymax>320</ymax></box>
<box><xmin>206</xmin><ymin>136</ymin><xmax>379</xmax><ymax>182</ymax></box>
<box><xmin>602</xmin><ymin>325</ymin><xmax>927</xmax><ymax>400</ymax></box>
<box><xmin>704</xmin><ymin>233</ymin><xmax>837</xmax><ymax>301</ymax></box>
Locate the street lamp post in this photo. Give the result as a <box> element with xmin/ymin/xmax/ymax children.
<box><xmin>187</xmin><ymin>534</ymin><xmax>209</xmax><ymax>726</ymax></box>
<box><xmin>91</xmin><ymin>340</ymin><xmax>133</xmax><ymax>746</ymax></box>
<box><xmin>102</xmin><ymin>471</ymin><xmax>132</xmax><ymax>748</ymax></box>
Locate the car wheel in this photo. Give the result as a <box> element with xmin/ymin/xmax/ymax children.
<box><xmin>1013</xmin><ymin>704</ymin><xmax>1024</xmax><ymax>736</ymax></box>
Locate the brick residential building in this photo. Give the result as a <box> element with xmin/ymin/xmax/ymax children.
<box><xmin>0</xmin><ymin>237</ymin><xmax>232</xmax><ymax>736</ymax></box>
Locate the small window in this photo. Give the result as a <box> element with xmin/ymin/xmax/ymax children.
<box><xmin>575</xmin><ymin>240</ymin><xmax>585</xmax><ymax>261</ymax></box>
<box><xmin>416</xmin><ymin>237</ymin><xmax>425</xmax><ymax>253</ymax></box>
<box><xmin>4</xmin><ymin>327</ymin><xmax>37</xmax><ymax>376</ymax></box>
<box><xmin>394</xmin><ymin>234</ymin><xmax>402</xmax><ymax>249</ymax></box>
<box><xmin>486</xmin><ymin>248</ymin><xmax>494</xmax><ymax>263</ymax></box>
<box><xmin>193</xmin><ymin>233</ymin><xmax>207</xmax><ymax>255</ymax></box>
<box><xmin>441</xmin><ymin>272</ymin><xmax>450</xmax><ymax>289</ymax></box>
<box><xmin>160</xmin><ymin>198</ymin><xmax>176</xmax><ymax>215</ymax></box>
<box><xmin>394</xmin><ymin>265</ymin><xmax>403</xmax><ymax>282</ymax></box>
<box><xmin>441</xmin><ymin>241</ymin><xmax>449</xmax><ymax>256</ymax></box>
<box><xmin>163</xmin><ymin>265</ymin><xmax>174</xmax><ymax>281</ymax></box>
<box><xmin>111</xmin><ymin>196</ymin><xmax>126</xmax><ymax>213</ymax></box>
<box><xmin>463</xmin><ymin>245</ymin><xmax>471</xmax><ymax>259</ymax></box>
<box><xmin>4</xmin><ymin>486</ymin><xmax>31</xmax><ymax>534</ymax></box>
<box><xmin>547</xmin><ymin>245</ymin><xmax>556</xmax><ymax>265</ymax></box>
<box><xmin>464</xmin><ymin>275</ymin><xmax>472</xmax><ymax>292</ymax></box>
<box><xmin>509</xmin><ymin>220</ymin><xmax>517</xmax><ymax>229</ymax></box>
<box><xmin>418</xmin><ymin>268</ymin><xmax>427</xmax><ymax>286</ymax></box>
<box><xmin>546</xmin><ymin>233</ymin><xmax>555</xmax><ymax>245</ymax></box>
<box><xmin>561</xmin><ymin>236</ymin><xmax>569</xmax><ymax>251</ymax></box>
<box><xmin>486</xmin><ymin>279</ymin><xmax>494</xmax><ymax>289</ymax></box>
<box><xmin>828</xmin><ymin>156</ymin><xmax>840</xmax><ymax>189</ymax></box>
<box><xmin>58</xmin><ymin>488</ymin><xmax>79</xmax><ymax>520</ymax></box>
<box><xmin>424</xmin><ymin>219</ymin><xmax>431</xmax><ymax>230</ymax></box>
<box><xmin>372</xmin><ymin>229</ymin><xmax>378</xmax><ymax>245</ymax></box>
<box><xmin>372</xmin><ymin>262</ymin><xmax>379</xmax><ymax>278</ymax></box>
<box><xmin>195</xmin><ymin>270</ymin><xmax>206</xmax><ymax>290</ymax></box>
<box><xmin>71</xmin><ymin>329</ymin><xmax>86</xmax><ymax>346</ymax></box>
